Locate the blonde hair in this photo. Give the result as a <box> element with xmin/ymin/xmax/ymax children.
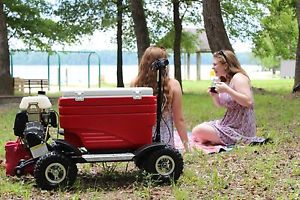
<box><xmin>213</xmin><ymin>50</ymin><xmax>249</xmax><ymax>81</ymax></box>
<box><xmin>132</xmin><ymin>46</ymin><xmax>172</xmax><ymax>112</ymax></box>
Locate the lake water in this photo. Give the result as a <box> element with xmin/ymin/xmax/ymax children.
<box><xmin>11</xmin><ymin>64</ymin><xmax>267</xmax><ymax>88</ymax></box>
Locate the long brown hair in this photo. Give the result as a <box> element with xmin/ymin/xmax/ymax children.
<box><xmin>132</xmin><ymin>46</ymin><xmax>172</xmax><ymax>112</ymax></box>
<box><xmin>213</xmin><ymin>50</ymin><xmax>249</xmax><ymax>81</ymax></box>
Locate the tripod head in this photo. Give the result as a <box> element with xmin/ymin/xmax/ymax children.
<box><xmin>151</xmin><ymin>58</ymin><xmax>169</xmax><ymax>71</ymax></box>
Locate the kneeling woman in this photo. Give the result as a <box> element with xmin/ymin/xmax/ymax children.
<box><xmin>192</xmin><ymin>50</ymin><xmax>264</xmax><ymax>146</ymax></box>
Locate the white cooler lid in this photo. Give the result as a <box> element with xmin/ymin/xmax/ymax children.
<box><xmin>61</xmin><ymin>87</ymin><xmax>153</xmax><ymax>98</ymax></box>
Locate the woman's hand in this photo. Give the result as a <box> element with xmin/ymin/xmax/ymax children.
<box><xmin>207</xmin><ymin>88</ymin><xmax>218</xmax><ymax>96</ymax></box>
<box><xmin>207</xmin><ymin>87</ymin><xmax>222</xmax><ymax>107</ymax></box>
<box><xmin>183</xmin><ymin>141</ymin><xmax>191</xmax><ymax>153</ymax></box>
<box><xmin>215</xmin><ymin>82</ymin><xmax>230</xmax><ymax>93</ymax></box>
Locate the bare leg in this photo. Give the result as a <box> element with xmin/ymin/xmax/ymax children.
<box><xmin>191</xmin><ymin>123</ymin><xmax>225</xmax><ymax>145</ymax></box>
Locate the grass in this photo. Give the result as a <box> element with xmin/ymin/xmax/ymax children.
<box><xmin>0</xmin><ymin>79</ymin><xmax>300</xmax><ymax>199</ymax></box>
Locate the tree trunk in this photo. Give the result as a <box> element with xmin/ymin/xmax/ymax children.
<box><xmin>0</xmin><ymin>0</ymin><xmax>13</xmax><ymax>95</ymax></box>
<box><xmin>130</xmin><ymin>0</ymin><xmax>150</xmax><ymax>63</ymax></box>
<box><xmin>294</xmin><ymin>0</ymin><xmax>300</xmax><ymax>92</ymax></box>
<box><xmin>173</xmin><ymin>0</ymin><xmax>183</xmax><ymax>89</ymax></box>
<box><xmin>203</xmin><ymin>0</ymin><xmax>234</xmax><ymax>53</ymax></box>
<box><xmin>116</xmin><ymin>0</ymin><xmax>124</xmax><ymax>87</ymax></box>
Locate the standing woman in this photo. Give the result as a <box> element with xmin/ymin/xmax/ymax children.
<box><xmin>192</xmin><ymin>50</ymin><xmax>264</xmax><ymax>146</ymax></box>
<box><xmin>131</xmin><ymin>46</ymin><xmax>190</xmax><ymax>152</ymax></box>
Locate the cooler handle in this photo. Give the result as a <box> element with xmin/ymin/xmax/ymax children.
<box><xmin>75</xmin><ymin>92</ymin><xmax>84</xmax><ymax>101</ymax></box>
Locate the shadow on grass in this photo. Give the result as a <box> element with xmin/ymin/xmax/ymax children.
<box><xmin>72</xmin><ymin>169</ymin><xmax>144</xmax><ymax>191</ymax></box>
<box><xmin>71</xmin><ymin>167</ymin><xmax>174</xmax><ymax>192</ymax></box>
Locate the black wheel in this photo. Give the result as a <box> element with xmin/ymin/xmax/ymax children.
<box><xmin>34</xmin><ymin>151</ymin><xmax>78</xmax><ymax>190</ymax></box>
<box><xmin>134</xmin><ymin>156</ymin><xmax>147</xmax><ymax>170</ymax></box>
<box><xmin>146</xmin><ymin>147</ymin><xmax>184</xmax><ymax>182</ymax></box>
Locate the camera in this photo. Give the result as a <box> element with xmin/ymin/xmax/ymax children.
<box><xmin>152</xmin><ymin>58</ymin><xmax>169</xmax><ymax>70</ymax></box>
<box><xmin>210</xmin><ymin>77</ymin><xmax>219</xmax><ymax>93</ymax></box>
<box><xmin>209</xmin><ymin>76</ymin><xmax>226</xmax><ymax>93</ymax></box>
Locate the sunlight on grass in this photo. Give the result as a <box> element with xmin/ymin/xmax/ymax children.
<box><xmin>251</xmin><ymin>79</ymin><xmax>294</xmax><ymax>92</ymax></box>
<box><xmin>0</xmin><ymin>79</ymin><xmax>299</xmax><ymax>199</ymax></box>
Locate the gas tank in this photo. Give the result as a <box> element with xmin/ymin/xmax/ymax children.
<box><xmin>19</xmin><ymin>93</ymin><xmax>52</xmax><ymax>110</ymax></box>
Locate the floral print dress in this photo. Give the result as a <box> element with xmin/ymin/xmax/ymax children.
<box><xmin>206</xmin><ymin>85</ymin><xmax>265</xmax><ymax>145</ymax></box>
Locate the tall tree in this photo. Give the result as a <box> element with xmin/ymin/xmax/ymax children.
<box><xmin>130</xmin><ymin>0</ymin><xmax>201</xmax><ymax>87</ymax></box>
<box><xmin>147</xmin><ymin>0</ymin><xmax>201</xmax><ymax>87</ymax></box>
<box><xmin>171</xmin><ymin>0</ymin><xmax>201</xmax><ymax>87</ymax></box>
<box><xmin>173</xmin><ymin>0</ymin><xmax>183</xmax><ymax>87</ymax></box>
<box><xmin>59</xmin><ymin>0</ymin><xmax>131</xmax><ymax>87</ymax></box>
<box><xmin>129</xmin><ymin>0</ymin><xmax>150</xmax><ymax>63</ymax></box>
<box><xmin>203</xmin><ymin>0</ymin><xmax>233</xmax><ymax>53</ymax></box>
<box><xmin>0</xmin><ymin>0</ymin><xmax>12</xmax><ymax>95</ymax></box>
<box><xmin>117</xmin><ymin>0</ymin><xmax>124</xmax><ymax>87</ymax></box>
<box><xmin>295</xmin><ymin>0</ymin><xmax>300</xmax><ymax>92</ymax></box>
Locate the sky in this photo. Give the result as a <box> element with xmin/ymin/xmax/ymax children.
<box><xmin>11</xmin><ymin>30</ymin><xmax>252</xmax><ymax>52</ymax></box>
<box><xmin>59</xmin><ymin>30</ymin><xmax>253</xmax><ymax>52</ymax></box>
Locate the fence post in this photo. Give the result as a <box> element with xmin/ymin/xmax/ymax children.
<box><xmin>88</xmin><ymin>52</ymin><xmax>101</xmax><ymax>88</ymax></box>
<box><xmin>47</xmin><ymin>51</ymin><xmax>61</xmax><ymax>91</ymax></box>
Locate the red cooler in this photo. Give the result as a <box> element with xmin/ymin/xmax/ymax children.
<box><xmin>58</xmin><ymin>87</ymin><xmax>156</xmax><ymax>151</ymax></box>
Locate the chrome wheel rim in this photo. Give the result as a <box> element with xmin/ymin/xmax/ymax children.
<box><xmin>155</xmin><ymin>155</ymin><xmax>175</xmax><ymax>176</ymax></box>
<box><xmin>45</xmin><ymin>163</ymin><xmax>67</xmax><ymax>184</ymax></box>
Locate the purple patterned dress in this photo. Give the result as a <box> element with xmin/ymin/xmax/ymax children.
<box><xmin>206</xmin><ymin>86</ymin><xmax>264</xmax><ymax>145</ymax></box>
<box><xmin>152</xmin><ymin>110</ymin><xmax>175</xmax><ymax>147</ymax></box>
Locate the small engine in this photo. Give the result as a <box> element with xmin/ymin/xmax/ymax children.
<box><xmin>23</xmin><ymin>121</ymin><xmax>46</xmax><ymax>148</ymax></box>
<box><xmin>13</xmin><ymin>91</ymin><xmax>57</xmax><ymax>155</ymax></box>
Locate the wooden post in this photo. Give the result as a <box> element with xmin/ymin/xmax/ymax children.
<box><xmin>196</xmin><ymin>52</ymin><xmax>201</xmax><ymax>80</ymax></box>
<box><xmin>187</xmin><ymin>53</ymin><xmax>190</xmax><ymax>80</ymax></box>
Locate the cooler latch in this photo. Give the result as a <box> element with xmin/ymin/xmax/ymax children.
<box><xmin>75</xmin><ymin>92</ymin><xmax>84</xmax><ymax>101</ymax></box>
<box><xmin>133</xmin><ymin>90</ymin><xmax>142</xmax><ymax>99</ymax></box>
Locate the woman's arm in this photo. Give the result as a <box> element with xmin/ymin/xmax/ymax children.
<box><xmin>170</xmin><ymin>79</ymin><xmax>190</xmax><ymax>151</ymax></box>
<box><xmin>209</xmin><ymin>90</ymin><xmax>222</xmax><ymax>107</ymax></box>
<box><xmin>216</xmin><ymin>73</ymin><xmax>253</xmax><ymax>108</ymax></box>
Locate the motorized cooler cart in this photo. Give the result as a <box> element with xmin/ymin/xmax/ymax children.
<box><xmin>5</xmin><ymin>59</ymin><xmax>184</xmax><ymax>190</ymax></box>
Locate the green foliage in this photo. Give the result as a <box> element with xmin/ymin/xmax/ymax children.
<box><xmin>181</xmin><ymin>31</ymin><xmax>200</xmax><ymax>53</ymax></box>
<box><xmin>4</xmin><ymin>0</ymin><xmax>134</xmax><ymax>51</ymax></box>
<box><xmin>221</xmin><ymin>0</ymin><xmax>297</xmax><ymax>70</ymax></box>
<box><xmin>4</xmin><ymin>0</ymin><xmax>202</xmax><ymax>52</ymax></box>
<box><xmin>145</xmin><ymin>0</ymin><xmax>202</xmax><ymax>47</ymax></box>
<box><xmin>222</xmin><ymin>0</ymin><xmax>266</xmax><ymax>41</ymax></box>
<box><xmin>157</xmin><ymin>29</ymin><xmax>200</xmax><ymax>53</ymax></box>
<box><xmin>252</xmin><ymin>0</ymin><xmax>297</xmax><ymax>69</ymax></box>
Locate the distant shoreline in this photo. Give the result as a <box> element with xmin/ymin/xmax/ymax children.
<box><xmin>11</xmin><ymin>64</ymin><xmax>278</xmax><ymax>87</ymax></box>
<box><xmin>10</xmin><ymin>51</ymin><xmax>259</xmax><ymax>66</ymax></box>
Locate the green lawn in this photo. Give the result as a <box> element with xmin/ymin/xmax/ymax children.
<box><xmin>0</xmin><ymin>79</ymin><xmax>299</xmax><ymax>199</ymax></box>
